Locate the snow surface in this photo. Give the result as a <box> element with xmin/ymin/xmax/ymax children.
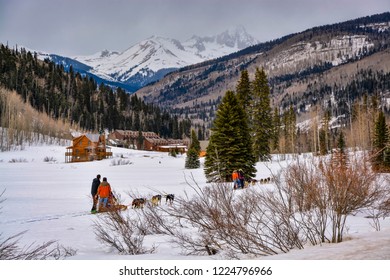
<box><xmin>1</xmin><ymin>143</ymin><xmax>390</xmax><ymax>262</ymax></box>
<box><xmin>1</xmin><ymin>144</ymin><xmax>390</xmax><ymax>280</ymax></box>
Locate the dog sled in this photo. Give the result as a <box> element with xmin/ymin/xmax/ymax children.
<box><xmin>94</xmin><ymin>194</ymin><xmax>128</xmax><ymax>213</ymax></box>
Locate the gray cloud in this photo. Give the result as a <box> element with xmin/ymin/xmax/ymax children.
<box><xmin>1</xmin><ymin>0</ymin><xmax>389</xmax><ymax>56</ymax></box>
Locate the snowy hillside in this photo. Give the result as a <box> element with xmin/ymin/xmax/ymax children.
<box><xmin>267</xmin><ymin>35</ymin><xmax>375</xmax><ymax>73</ymax></box>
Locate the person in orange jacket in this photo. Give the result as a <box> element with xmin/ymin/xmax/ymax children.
<box><xmin>232</xmin><ymin>170</ymin><xmax>240</xmax><ymax>189</ymax></box>
<box><xmin>96</xmin><ymin>177</ymin><xmax>112</xmax><ymax>210</ymax></box>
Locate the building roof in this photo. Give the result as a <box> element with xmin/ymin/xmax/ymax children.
<box><xmin>85</xmin><ymin>133</ymin><xmax>100</xmax><ymax>142</ymax></box>
<box><xmin>113</xmin><ymin>130</ymin><xmax>159</xmax><ymax>138</ymax></box>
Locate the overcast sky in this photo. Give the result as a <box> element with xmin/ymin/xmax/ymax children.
<box><xmin>1</xmin><ymin>0</ymin><xmax>389</xmax><ymax>57</ymax></box>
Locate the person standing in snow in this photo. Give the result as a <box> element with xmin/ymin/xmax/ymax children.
<box><xmin>91</xmin><ymin>174</ymin><xmax>101</xmax><ymax>213</ymax></box>
<box><xmin>238</xmin><ymin>169</ymin><xmax>245</xmax><ymax>189</ymax></box>
<box><xmin>96</xmin><ymin>177</ymin><xmax>111</xmax><ymax>211</ymax></box>
<box><xmin>232</xmin><ymin>170</ymin><xmax>240</xmax><ymax>189</ymax></box>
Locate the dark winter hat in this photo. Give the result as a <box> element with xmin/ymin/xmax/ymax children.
<box><xmin>97</xmin><ymin>174</ymin><xmax>101</xmax><ymax>179</ymax></box>
<box><xmin>103</xmin><ymin>177</ymin><xmax>107</xmax><ymax>182</ymax></box>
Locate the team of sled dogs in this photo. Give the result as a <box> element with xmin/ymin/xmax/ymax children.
<box><xmin>130</xmin><ymin>177</ymin><xmax>272</xmax><ymax>209</ymax></box>
<box><xmin>248</xmin><ymin>177</ymin><xmax>272</xmax><ymax>185</ymax></box>
<box><xmin>131</xmin><ymin>178</ymin><xmax>272</xmax><ymax>208</ymax></box>
<box><xmin>96</xmin><ymin>193</ymin><xmax>174</xmax><ymax>212</ymax></box>
<box><xmin>101</xmin><ymin>176</ymin><xmax>271</xmax><ymax>212</ymax></box>
<box><xmin>131</xmin><ymin>194</ymin><xmax>175</xmax><ymax>209</ymax></box>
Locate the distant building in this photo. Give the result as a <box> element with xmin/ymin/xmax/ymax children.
<box><xmin>107</xmin><ymin>130</ymin><xmax>189</xmax><ymax>152</ymax></box>
<box><xmin>65</xmin><ymin>133</ymin><xmax>112</xmax><ymax>163</ymax></box>
<box><xmin>199</xmin><ymin>140</ymin><xmax>209</xmax><ymax>157</ymax></box>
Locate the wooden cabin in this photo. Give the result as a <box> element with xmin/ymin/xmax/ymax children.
<box><xmin>65</xmin><ymin>133</ymin><xmax>112</xmax><ymax>163</ymax></box>
<box><xmin>108</xmin><ymin>130</ymin><xmax>161</xmax><ymax>149</ymax></box>
<box><xmin>156</xmin><ymin>144</ymin><xmax>187</xmax><ymax>154</ymax></box>
<box><xmin>107</xmin><ymin>130</ymin><xmax>189</xmax><ymax>152</ymax></box>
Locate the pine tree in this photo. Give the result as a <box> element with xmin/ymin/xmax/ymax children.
<box><xmin>185</xmin><ymin>129</ymin><xmax>200</xmax><ymax>169</ymax></box>
<box><xmin>236</xmin><ymin>70</ymin><xmax>251</xmax><ymax>114</ymax></box>
<box><xmin>372</xmin><ymin>110</ymin><xmax>390</xmax><ymax>170</ymax></box>
<box><xmin>332</xmin><ymin>131</ymin><xmax>348</xmax><ymax>168</ymax></box>
<box><xmin>271</xmin><ymin>107</ymin><xmax>281</xmax><ymax>152</ymax></box>
<box><xmin>185</xmin><ymin>147</ymin><xmax>200</xmax><ymax>169</ymax></box>
<box><xmin>190</xmin><ymin>129</ymin><xmax>201</xmax><ymax>154</ymax></box>
<box><xmin>337</xmin><ymin>131</ymin><xmax>346</xmax><ymax>153</ymax></box>
<box><xmin>251</xmin><ymin>68</ymin><xmax>272</xmax><ymax>161</ymax></box>
<box><xmin>373</xmin><ymin>111</ymin><xmax>389</xmax><ymax>150</ymax></box>
<box><xmin>319</xmin><ymin>128</ymin><xmax>327</xmax><ymax>155</ymax></box>
<box><xmin>204</xmin><ymin>91</ymin><xmax>256</xmax><ymax>182</ymax></box>
<box><xmin>283</xmin><ymin>105</ymin><xmax>296</xmax><ymax>153</ymax></box>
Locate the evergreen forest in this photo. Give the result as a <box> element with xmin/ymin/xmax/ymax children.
<box><xmin>0</xmin><ymin>44</ymin><xmax>191</xmax><ymax>139</ymax></box>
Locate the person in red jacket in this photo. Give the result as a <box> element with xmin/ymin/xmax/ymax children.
<box><xmin>96</xmin><ymin>177</ymin><xmax>111</xmax><ymax>211</ymax></box>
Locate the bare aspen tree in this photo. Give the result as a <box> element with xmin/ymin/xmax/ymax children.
<box><xmin>0</xmin><ymin>87</ymin><xmax>77</xmax><ymax>151</ymax></box>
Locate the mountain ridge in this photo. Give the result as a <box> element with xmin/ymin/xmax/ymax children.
<box><xmin>134</xmin><ymin>12</ymin><xmax>390</xmax><ymax>132</ymax></box>
<box><xmin>68</xmin><ymin>26</ymin><xmax>259</xmax><ymax>90</ymax></box>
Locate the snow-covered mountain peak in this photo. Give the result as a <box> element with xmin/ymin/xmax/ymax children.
<box><xmin>184</xmin><ymin>25</ymin><xmax>259</xmax><ymax>55</ymax></box>
<box><xmin>68</xmin><ymin>27</ymin><xmax>259</xmax><ymax>90</ymax></box>
<box><xmin>135</xmin><ymin>36</ymin><xmax>185</xmax><ymax>52</ymax></box>
<box><xmin>217</xmin><ymin>25</ymin><xmax>259</xmax><ymax>48</ymax></box>
<box><xmin>100</xmin><ymin>49</ymin><xmax>119</xmax><ymax>57</ymax></box>
<box><xmin>73</xmin><ymin>50</ymin><xmax>119</xmax><ymax>67</ymax></box>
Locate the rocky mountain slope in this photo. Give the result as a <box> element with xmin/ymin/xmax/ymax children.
<box><xmin>135</xmin><ymin>12</ymin><xmax>390</xmax><ymax>128</ymax></box>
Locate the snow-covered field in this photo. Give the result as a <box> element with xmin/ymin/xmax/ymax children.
<box><xmin>1</xmin><ymin>144</ymin><xmax>390</xmax><ymax>279</ymax></box>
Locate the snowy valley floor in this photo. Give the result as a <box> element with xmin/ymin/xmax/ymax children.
<box><xmin>1</xmin><ymin>144</ymin><xmax>390</xmax><ymax>261</ymax></box>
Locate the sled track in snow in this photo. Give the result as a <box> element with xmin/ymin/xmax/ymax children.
<box><xmin>1</xmin><ymin>211</ymin><xmax>92</xmax><ymax>225</ymax></box>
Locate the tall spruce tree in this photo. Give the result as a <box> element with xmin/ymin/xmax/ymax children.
<box><xmin>190</xmin><ymin>129</ymin><xmax>201</xmax><ymax>154</ymax></box>
<box><xmin>373</xmin><ymin>110</ymin><xmax>390</xmax><ymax>170</ymax></box>
<box><xmin>204</xmin><ymin>91</ymin><xmax>256</xmax><ymax>182</ymax></box>
<box><xmin>373</xmin><ymin>111</ymin><xmax>389</xmax><ymax>150</ymax></box>
<box><xmin>271</xmin><ymin>107</ymin><xmax>281</xmax><ymax>152</ymax></box>
<box><xmin>251</xmin><ymin>68</ymin><xmax>272</xmax><ymax>161</ymax></box>
<box><xmin>332</xmin><ymin>131</ymin><xmax>348</xmax><ymax>167</ymax></box>
<box><xmin>283</xmin><ymin>105</ymin><xmax>296</xmax><ymax>153</ymax></box>
<box><xmin>236</xmin><ymin>70</ymin><xmax>251</xmax><ymax>113</ymax></box>
<box><xmin>185</xmin><ymin>129</ymin><xmax>201</xmax><ymax>169</ymax></box>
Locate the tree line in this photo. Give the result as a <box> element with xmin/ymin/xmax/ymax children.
<box><xmin>0</xmin><ymin>44</ymin><xmax>191</xmax><ymax>139</ymax></box>
<box><xmin>205</xmin><ymin>68</ymin><xmax>390</xmax><ymax>182</ymax></box>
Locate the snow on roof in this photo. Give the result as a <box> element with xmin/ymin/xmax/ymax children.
<box><xmin>85</xmin><ymin>133</ymin><xmax>100</xmax><ymax>142</ymax></box>
<box><xmin>159</xmin><ymin>145</ymin><xmax>187</xmax><ymax>149</ymax></box>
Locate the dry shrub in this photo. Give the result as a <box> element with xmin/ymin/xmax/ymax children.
<box><xmin>93</xmin><ymin>154</ymin><xmax>389</xmax><ymax>258</ymax></box>
<box><xmin>282</xmin><ymin>153</ymin><xmax>389</xmax><ymax>243</ymax></box>
<box><xmin>140</xmin><ymin>180</ymin><xmax>302</xmax><ymax>258</ymax></box>
<box><xmin>93</xmin><ymin>209</ymin><xmax>155</xmax><ymax>255</ymax></box>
